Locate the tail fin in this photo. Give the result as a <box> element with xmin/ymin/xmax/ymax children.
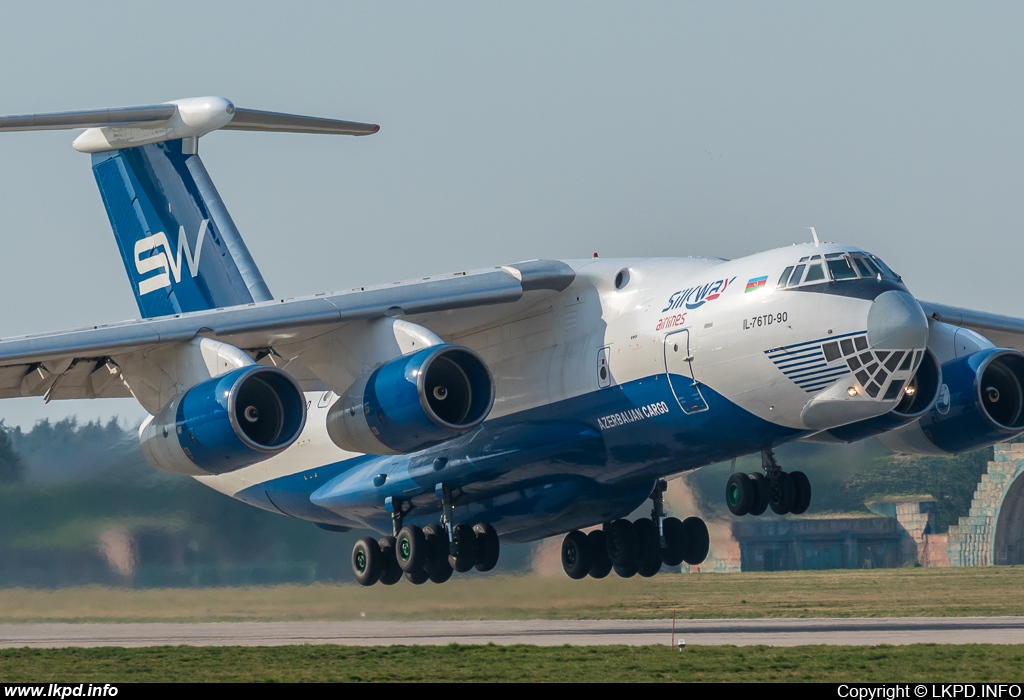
<box><xmin>92</xmin><ymin>139</ymin><xmax>272</xmax><ymax>318</ymax></box>
<box><xmin>0</xmin><ymin>96</ymin><xmax>379</xmax><ymax>319</ymax></box>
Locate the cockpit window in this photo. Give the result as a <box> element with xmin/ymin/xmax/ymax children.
<box><xmin>804</xmin><ymin>262</ymin><xmax>826</xmax><ymax>283</ymax></box>
<box><xmin>780</xmin><ymin>252</ymin><xmax>903</xmax><ymax>290</ymax></box>
<box><xmin>870</xmin><ymin>255</ymin><xmax>901</xmax><ymax>281</ymax></box>
<box><xmin>851</xmin><ymin>256</ymin><xmax>875</xmax><ymax>277</ymax></box>
<box><xmin>827</xmin><ymin>257</ymin><xmax>857</xmax><ymax>280</ymax></box>
<box><xmin>788</xmin><ymin>264</ymin><xmax>806</xmax><ymax>287</ymax></box>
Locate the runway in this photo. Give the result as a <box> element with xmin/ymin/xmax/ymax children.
<box><xmin>2</xmin><ymin>617</ymin><xmax>1024</xmax><ymax>648</ymax></box>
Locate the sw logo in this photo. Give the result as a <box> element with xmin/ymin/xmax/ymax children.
<box><xmin>134</xmin><ymin>219</ymin><xmax>209</xmax><ymax>295</ymax></box>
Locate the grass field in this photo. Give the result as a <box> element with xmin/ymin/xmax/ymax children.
<box><xmin>3</xmin><ymin>644</ymin><xmax>1024</xmax><ymax>682</ymax></box>
<box><xmin>3</xmin><ymin>566</ymin><xmax>1024</xmax><ymax>623</ymax></box>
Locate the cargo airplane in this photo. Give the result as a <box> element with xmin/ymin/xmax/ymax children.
<box><xmin>1</xmin><ymin>97</ymin><xmax>1022</xmax><ymax>585</ymax></box>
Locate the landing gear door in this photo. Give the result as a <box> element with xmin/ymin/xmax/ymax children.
<box><xmin>664</xmin><ymin>329</ymin><xmax>708</xmax><ymax>414</ymax></box>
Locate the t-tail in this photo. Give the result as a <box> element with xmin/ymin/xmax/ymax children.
<box><xmin>0</xmin><ymin>96</ymin><xmax>379</xmax><ymax>318</ymax></box>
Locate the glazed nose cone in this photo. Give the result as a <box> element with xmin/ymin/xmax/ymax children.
<box><xmin>866</xmin><ymin>290</ymin><xmax>928</xmax><ymax>350</ymax></box>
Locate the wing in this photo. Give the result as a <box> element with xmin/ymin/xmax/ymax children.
<box><xmin>920</xmin><ymin>301</ymin><xmax>1024</xmax><ymax>351</ymax></box>
<box><xmin>0</xmin><ymin>260</ymin><xmax>574</xmax><ymax>401</ymax></box>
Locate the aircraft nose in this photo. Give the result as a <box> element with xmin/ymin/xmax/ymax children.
<box><xmin>866</xmin><ymin>290</ymin><xmax>928</xmax><ymax>350</ymax></box>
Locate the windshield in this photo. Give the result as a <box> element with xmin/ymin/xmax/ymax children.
<box><xmin>776</xmin><ymin>252</ymin><xmax>901</xmax><ymax>289</ymax></box>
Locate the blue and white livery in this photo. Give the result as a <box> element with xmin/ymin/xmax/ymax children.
<box><xmin>2</xmin><ymin>97</ymin><xmax>1024</xmax><ymax>584</ymax></box>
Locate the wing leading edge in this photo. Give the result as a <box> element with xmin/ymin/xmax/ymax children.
<box><xmin>0</xmin><ymin>260</ymin><xmax>575</xmax><ymax>401</ymax></box>
<box><xmin>920</xmin><ymin>301</ymin><xmax>1024</xmax><ymax>352</ymax></box>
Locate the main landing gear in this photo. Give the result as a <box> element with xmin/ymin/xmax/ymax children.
<box><xmin>350</xmin><ymin>491</ymin><xmax>502</xmax><ymax>586</ymax></box>
<box><xmin>725</xmin><ymin>448</ymin><xmax>811</xmax><ymax>517</ymax></box>
<box><xmin>560</xmin><ymin>480</ymin><xmax>710</xmax><ymax>580</ymax></box>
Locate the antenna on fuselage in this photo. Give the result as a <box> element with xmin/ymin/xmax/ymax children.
<box><xmin>807</xmin><ymin>227</ymin><xmax>820</xmax><ymax>247</ymax></box>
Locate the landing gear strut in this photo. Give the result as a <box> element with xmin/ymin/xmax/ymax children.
<box><xmin>560</xmin><ymin>480</ymin><xmax>709</xmax><ymax>580</ymax></box>
<box><xmin>726</xmin><ymin>449</ymin><xmax>811</xmax><ymax>516</ymax></box>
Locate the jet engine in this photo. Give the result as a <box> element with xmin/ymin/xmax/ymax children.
<box><xmin>326</xmin><ymin>344</ymin><xmax>494</xmax><ymax>455</ymax></box>
<box><xmin>821</xmin><ymin>349</ymin><xmax>942</xmax><ymax>443</ymax></box>
<box><xmin>879</xmin><ymin>348</ymin><xmax>1024</xmax><ymax>455</ymax></box>
<box><xmin>140</xmin><ymin>366</ymin><xmax>307</xmax><ymax>476</ymax></box>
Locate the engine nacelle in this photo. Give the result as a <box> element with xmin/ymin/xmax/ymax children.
<box><xmin>879</xmin><ymin>348</ymin><xmax>1024</xmax><ymax>455</ymax></box>
<box><xmin>140</xmin><ymin>366</ymin><xmax>307</xmax><ymax>476</ymax></box>
<box><xmin>821</xmin><ymin>349</ymin><xmax>942</xmax><ymax>443</ymax></box>
<box><xmin>326</xmin><ymin>344</ymin><xmax>494</xmax><ymax>455</ymax></box>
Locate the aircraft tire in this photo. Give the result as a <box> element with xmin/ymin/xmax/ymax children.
<box><xmin>681</xmin><ymin>517</ymin><xmax>709</xmax><ymax>566</ymax></box>
<box><xmin>790</xmin><ymin>471</ymin><xmax>812</xmax><ymax>515</ymax></box>
<box><xmin>604</xmin><ymin>519</ymin><xmax>639</xmax><ymax>567</ymax></box>
<box><xmin>405</xmin><ymin>567</ymin><xmax>430</xmax><ymax>585</ymax></box>
<box><xmin>352</xmin><ymin>536</ymin><xmax>383</xmax><ymax>586</ymax></box>
<box><xmin>769</xmin><ymin>473</ymin><xmax>796</xmax><ymax>515</ymax></box>
<box><xmin>587</xmin><ymin>530</ymin><xmax>613</xmax><ymax>578</ymax></box>
<box><xmin>561</xmin><ymin>530</ymin><xmax>593</xmax><ymax>580</ymax></box>
<box><xmin>726</xmin><ymin>472</ymin><xmax>752</xmax><ymax>516</ymax></box>
<box><xmin>613</xmin><ymin>561</ymin><xmax>639</xmax><ymax>578</ymax></box>
<box><xmin>473</xmin><ymin>523</ymin><xmax>500</xmax><ymax>572</ymax></box>
<box><xmin>448</xmin><ymin>523</ymin><xmax>479</xmax><ymax>573</ymax></box>
<box><xmin>428</xmin><ymin>557</ymin><xmax>454</xmax><ymax>584</ymax></box>
<box><xmin>660</xmin><ymin>516</ymin><xmax>687</xmax><ymax>567</ymax></box>
<box><xmin>747</xmin><ymin>473</ymin><xmax>769</xmax><ymax>516</ymax></box>
<box><xmin>396</xmin><ymin>525</ymin><xmax>427</xmax><ymax>573</ymax></box>
<box><xmin>376</xmin><ymin>537</ymin><xmax>403</xmax><ymax>586</ymax></box>
<box><xmin>634</xmin><ymin>518</ymin><xmax>662</xmax><ymax>577</ymax></box>
<box><xmin>422</xmin><ymin>524</ymin><xmax>450</xmax><ymax>575</ymax></box>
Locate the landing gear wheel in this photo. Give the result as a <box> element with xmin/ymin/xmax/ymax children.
<box><xmin>660</xmin><ymin>516</ymin><xmax>687</xmax><ymax>567</ymax></box>
<box><xmin>395</xmin><ymin>525</ymin><xmax>427</xmax><ymax>573</ymax></box>
<box><xmin>448</xmin><ymin>523</ymin><xmax>480</xmax><ymax>573</ymax></box>
<box><xmin>376</xmin><ymin>537</ymin><xmax>403</xmax><ymax>586</ymax></box>
<box><xmin>790</xmin><ymin>471</ymin><xmax>812</xmax><ymax>515</ymax></box>
<box><xmin>404</xmin><ymin>568</ymin><xmax>429</xmax><ymax>585</ymax></box>
<box><xmin>587</xmin><ymin>530</ymin><xmax>613</xmax><ymax>579</ymax></box>
<box><xmin>747</xmin><ymin>472</ymin><xmax>769</xmax><ymax>516</ymax></box>
<box><xmin>604</xmin><ymin>519</ymin><xmax>639</xmax><ymax>568</ymax></box>
<box><xmin>473</xmin><ymin>523</ymin><xmax>500</xmax><ymax>572</ymax></box>
<box><xmin>352</xmin><ymin>536</ymin><xmax>383</xmax><ymax>586</ymax></box>
<box><xmin>613</xmin><ymin>561</ymin><xmax>639</xmax><ymax>578</ymax></box>
<box><xmin>769</xmin><ymin>472</ymin><xmax>796</xmax><ymax>515</ymax></box>
<box><xmin>634</xmin><ymin>518</ymin><xmax>662</xmax><ymax>577</ymax></box>
<box><xmin>561</xmin><ymin>530</ymin><xmax>593</xmax><ymax>580</ymax></box>
<box><xmin>428</xmin><ymin>560</ymin><xmax>453</xmax><ymax>584</ymax></box>
<box><xmin>726</xmin><ymin>472</ymin><xmax>752</xmax><ymax>516</ymax></box>
<box><xmin>422</xmin><ymin>524</ymin><xmax>453</xmax><ymax>584</ymax></box>
<box><xmin>681</xmin><ymin>517</ymin><xmax>709</xmax><ymax>566</ymax></box>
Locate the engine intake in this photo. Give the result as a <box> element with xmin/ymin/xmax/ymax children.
<box><xmin>327</xmin><ymin>344</ymin><xmax>494</xmax><ymax>454</ymax></box>
<box><xmin>879</xmin><ymin>348</ymin><xmax>1024</xmax><ymax>455</ymax></box>
<box><xmin>140</xmin><ymin>366</ymin><xmax>307</xmax><ymax>475</ymax></box>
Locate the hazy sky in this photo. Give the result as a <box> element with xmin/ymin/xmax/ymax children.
<box><xmin>1</xmin><ymin>2</ymin><xmax>1022</xmax><ymax>428</ymax></box>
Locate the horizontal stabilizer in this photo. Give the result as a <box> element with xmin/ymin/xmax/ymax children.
<box><xmin>0</xmin><ymin>97</ymin><xmax>379</xmax><ymax>152</ymax></box>
<box><xmin>223</xmin><ymin>108</ymin><xmax>379</xmax><ymax>135</ymax></box>
<box><xmin>0</xmin><ymin>104</ymin><xmax>177</xmax><ymax>132</ymax></box>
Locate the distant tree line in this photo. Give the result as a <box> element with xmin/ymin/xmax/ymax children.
<box><xmin>0</xmin><ymin>422</ymin><xmax>22</xmax><ymax>482</ymax></box>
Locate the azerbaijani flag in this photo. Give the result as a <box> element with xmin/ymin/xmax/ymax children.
<box><xmin>745</xmin><ymin>275</ymin><xmax>768</xmax><ymax>293</ymax></box>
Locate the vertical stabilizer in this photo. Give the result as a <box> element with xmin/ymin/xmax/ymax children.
<box><xmin>0</xmin><ymin>97</ymin><xmax>379</xmax><ymax>318</ymax></box>
<box><xmin>92</xmin><ymin>139</ymin><xmax>273</xmax><ymax>318</ymax></box>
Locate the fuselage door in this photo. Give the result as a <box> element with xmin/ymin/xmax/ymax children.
<box><xmin>664</xmin><ymin>329</ymin><xmax>708</xmax><ymax>414</ymax></box>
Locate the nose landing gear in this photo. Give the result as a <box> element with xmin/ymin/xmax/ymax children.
<box><xmin>726</xmin><ymin>449</ymin><xmax>811</xmax><ymax>516</ymax></box>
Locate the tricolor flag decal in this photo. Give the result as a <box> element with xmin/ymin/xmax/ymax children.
<box><xmin>745</xmin><ymin>275</ymin><xmax>768</xmax><ymax>293</ymax></box>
